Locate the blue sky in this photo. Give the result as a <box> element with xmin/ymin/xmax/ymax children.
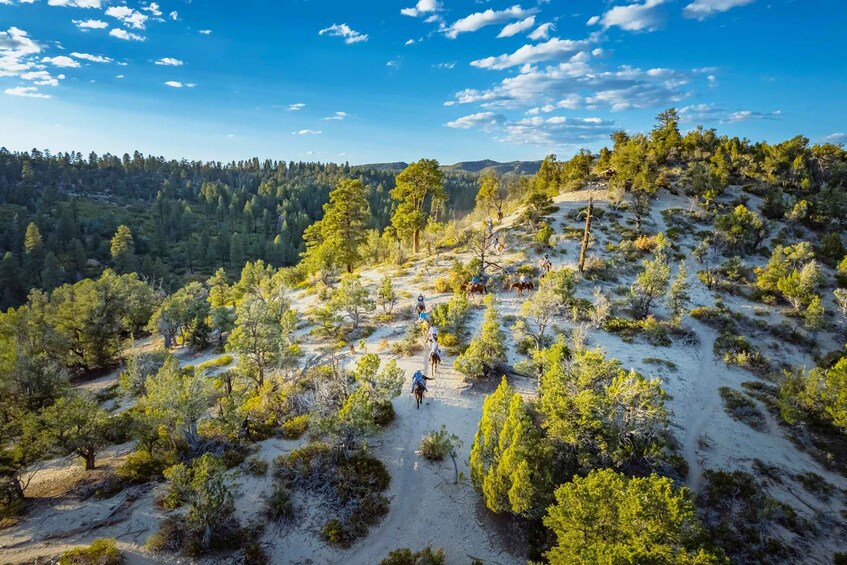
<box><xmin>0</xmin><ymin>0</ymin><xmax>845</xmax><ymax>164</ymax></box>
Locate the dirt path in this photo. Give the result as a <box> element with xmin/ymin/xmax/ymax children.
<box><xmin>682</xmin><ymin>320</ymin><xmax>720</xmax><ymax>494</ymax></box>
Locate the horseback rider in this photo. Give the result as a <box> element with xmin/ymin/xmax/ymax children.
<box><xmin>417</xmin><ymin>293</ymin><xmax>425</xmax><ymax>309</ymax></box>
<box><xmin>519</xmin><ymin>272</ymin><xmax>528</xmax><ymax>285</ymax></box>
<box><xmin>411</xmin><ymin>369</ymin><xmax>431</xmax><ymax>393</ymax></box>
<box><xmin>430</xmin><ymin>341</ymin><xmax>442</xmax><ymax>361</ymax></box>
<box><xmin>428</xmin><ymin>324</ymin><xmax>439</xmax><ymax>344</ymax></box>
<box><xmin>486</xmin><ymin>216</ymin><xmax>494</xmax><ymax>235</ymax></box>
<box><xmin>470</xmin><ymin>274</ymin><xmax>480</xmax><ymax>286</ymax></box>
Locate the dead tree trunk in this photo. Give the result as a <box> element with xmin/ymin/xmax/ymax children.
<box><xmin>578</xmin><ymin>196</ymin><xmax>593</xmax><ymax>274</ymax></box>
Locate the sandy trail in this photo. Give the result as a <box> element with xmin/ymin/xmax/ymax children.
<box><xmin>681</xmin><ymin>320</ymin><xmax>720</xmax><ymax>494</ymax></box>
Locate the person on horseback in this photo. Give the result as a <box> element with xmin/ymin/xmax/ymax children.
<box><xmin>519</xmin><ymin>273</ymin><xmax>528</xmax><ymax>285</ymax></box>
<box><xmin>428</xmin><ymin>324</ymin><xmax>439</xmax><ymax>344</ymax></box>
<box><xmin>411</xmin><ymin>369</ymin><xmax>430</xmax><ymax>393</ymax></box>
<box><xmin>430</xmin><ymin>341</ymin><xmax>442</xmax><ymax>361</ymax></box>
<box><xmin>470</xmin><ymin>274</ymin><xmax>479</xmax><ymax>286</ymax></box>
<box><xmin>416</xmin><ymin>294</ymin><xmax>425</xmax><ymax>312</ymax></box>
<box><xmin>486</xmin><ymin>216</ymin><xmax>494</xmax><ymax>235</ymax></box>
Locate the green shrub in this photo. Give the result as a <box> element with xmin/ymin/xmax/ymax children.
<box><xmin>280</xmin><ymin>415</ymin><xmax>309</xmax><ymax>439</ymax></box>
<box><xmin>266</xmin><ymin>482</ymin><xmax>294</xmax><ymax>521</ymax></box>
<box><xmin>275</xmin><ymin>443</ymin><xmax>390</xmax><ymax>548</ymax></box>
<box><xmin>603</xmin><ymin>317</ymin><xmax>642</xmax><ymax>342</ymax></box>
<box><xmin>116</xmin><ymin>449</ymin><xmax>173</xmax><ymax>484</ymax></box>
<box><xmin>372</xmin><ymin>400</ymin><xmax>395</xmax><ymax>427</ymax></box>
<box><xmin>419</xmin><ymin>430</ymin><xmax>451</xmax><ymax>461</ymax></box>
<box><xmin>59</xmin><ymin>538</ymin><xmax>122</xmax><ymax>565</ymax></box>
<box><xmin>197</xmin><ymin>355</ymin><xmax>234</xmax><ymax>370</ymax></box>
<box><xmin>719</xmin><ymin>387</ymin><xmax>766</xmax><ymax>431</ymax></box>
<box><xmin>244</xmin><ymin>456</ymin><xmax>269</xmax><ymax>477</ymax></box>
<box><xmin>378</xmin><ymin>546</ymin><xmax>446</xmax><ymax>565</ymax></box>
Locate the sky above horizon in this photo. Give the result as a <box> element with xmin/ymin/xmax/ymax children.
<box><xmin>0</xmin><ymin>0</ymin><xmax>845</xmax><ymax>165</ymax></box>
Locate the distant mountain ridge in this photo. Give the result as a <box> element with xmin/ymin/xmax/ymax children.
<box><xmin>356</xmin><ymin>159</ymin><xmax>542</xmax><ymax>175</ymax></box>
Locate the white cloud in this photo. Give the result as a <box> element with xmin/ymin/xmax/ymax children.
<box><xmin>20</xmin><ymin>70</ymin><xmax>64</xmax><ymax>86</ymax></box>
<box><xmin>70</xmin><ymin>51</ymin><xmax>112</xmax><ymax>62</ymax></box>
<box><xmin>405</xmin><ymin>39</ymin><xmax>415</xmax><ymax>46</ymax></box>
<box><xmin>401</xmin><ymin>0</ymin><xmax>443</xmax><ymax>17</ymax></box>
<box><xmin>164</xmin><ymin>81</ymin><xmax>195</xmax><ymax>88</ymax></box>
<box><xmin>471</xmin><ymin>36</ymin><xmax>598</xmax><ymax>70</ymax></box>
<box><xmin>726</xmin><ymin>109</ymin><xmax>781</xmax><ymax>122</ymax></box>
<box><xmin>73</xmin><ymin>18</ymin><xmax>108</xmax><ymax>29</ymax></box>
<box><xmin>590</xmin><ymin>0</ymin><xmax>667</xmax><ymax>32</ymax></box>
<box><xmin>445</xmin><ymin>5</ymin><xmax>537</xmax><ymax>39</ymax></box>
<box><xmin>106</xmin><ymin>6</ymin><xmax>148</xmax><ymax>29</ymax></box>
<box><xmin>825</xmin><ymin>133</ymin><xmax>847</xmax><ymax>144</ymax></box>
<box><xmin>288</xmin><ymin>103</ymin><xmax>305</xmax><ymax>111</ymax></box>
<box><xmin>448</xmin><ymin>58</ymin><xmax>691</xmax><ymax>112</ymax></box>
<box><xmin>324</xmin><ymin>111</ymin><xmax>347</xmax><ymax>120</ymax></box>
<box><xmin>47</xmin><ymin>0</ymin><xmax>101</xmax><ymax>7</ymax></box>
<box><xmin>683</xmin><ymin>0</ymin><xmax>754</xmax><ymax>20</ymax></box>
<box><xmin>502</xmin><ymin>115</ymin><xmax>615</xmax><ymax>145</ymax></box>
<box><xmin>155</xmin><ymin>57</ymin><xmax>183</xmax><ymax>66</ymax></box>
<box><xmin>198</xmin><ymin>29</ymin><xmax>212</xmax><ymax>35</ymax></box>
<box><xmin>116</xmin><ymin>74</ymin><xmax>124</xmax><ymax>78</ymax></box>
<box><xmin>293</xmin><ymin>129</ymin><xmax>321</xmax><ymax>135</ymax></box>
<box><xmin>169</xmin><ymin>11</ymin><xmax>178</xmax><ymax>20</ymax></box>
<box><xmin>109</xmin><ymin>28</ymin><xmax>145</xmax><ymax>41</ymax></box>
<box><xmin>142</xmin><ymin>2</ymin><xmax>162</xmax><ymax>16</ymax></box>
<box><xmin>678</xmin><ymin>104</ymin><xmax>781</xmax><ymax>123</ymax></box>
<box><xmin>386</xmin><ymin>58</ymin><xmax>401</xmax><ymax>68</ymax></box>
<box><xmin>5</xmin><ymin>85</ymin><xmax>51</xmax><ymax>98</ymax></box>
<box><xmin>498</xmin><ymin>16</ymin><xmax>536</xmax><ymax>38</ymax></box>
<box><xmin>433</xmin><ymin>61</ymin><xmax>456</xmax><ymax>69</ymax></box>
<box><xmin>318</xmin><ymin>23</ymin><xmax>368</xmax><ymax>44</ymax></box>
<box><xmin>445</xmin><ymin>111</ymin><xmax>505</xmax><ymax>129</ymax></box>
<box><xmin>528</xmin><ymin>22</ymin><xmax>555</xmax><ymax>40</ymax></box>
<box><xmin>42</xmin><ymin>55</ymin><xmax>80</xmax><ymax>67</ymax></box>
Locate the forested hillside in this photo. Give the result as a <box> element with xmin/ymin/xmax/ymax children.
<box><xmin>0</xmin><ymin>152</ymin><xmax>485</xmax><ymax>308</ymax></box>
<box><xmin>2</xmin><ymin>109</ymin><xmax>847</xmax><ymax>564</ymax></box>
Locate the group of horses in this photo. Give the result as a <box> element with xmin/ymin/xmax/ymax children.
<box><xmin>414</xmin><ymin>302</ymin><xmax>442</xmax><ymax>409</ymax></box>
<box><xmin>460</xmin><ymin>275</ymin><xmax>538</xmax><ymax>299</ymax></box>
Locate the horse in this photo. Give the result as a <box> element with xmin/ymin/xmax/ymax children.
<box><xmin>510</xmin><ymin>281</ymin><xmax>534</xmax><ymax>296</ymax></box>
<box><xmin>413</xmin><ymin>382</ymin><xmax>425</xmax><ymax>409</ymax></box>
<box><xmin>463</xmin><ymin>282</ymin><xmax>487</xmax><ymax>299</ymax></box>
<box><xmin>430</xmin><ymin>351</ymin><xmax>441</xmax><ymax>377</ymax></box>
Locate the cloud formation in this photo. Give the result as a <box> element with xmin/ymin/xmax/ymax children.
<box><xmin>109</xmin><ymin>28</ymin><xmax>145</xmax><ymax>41</ymax></box>
<box><xmin>324</xmin><ymin>111</ymin><xmax>347</xmax><ymax>120</ymax></box>
<box><xmin>683</xmin><ymin>0</ymin><xmax>754</xmax><ymax>19</ymax></box>
<box><xmin>73</xmin><ymin>19</ymin><xmax>108</xmax><ymax>30</ymax></box>
<box><xmin>42</xmin><ymin>55</ymin><xmax>80</xmax><ymax>67</ymax></box>
<box><xmin>106</xmin><ymin>6</ymin><xmax>148</xmax><ymax>29</ymax></box>
<box><xmin>471</xmin><ymin>36</ymin><xmax>598</xmax><ymax>70</ymax></box>
<box><xmin>288</xmin><ymin>103</ymin><xmax>305</xmax><ymax>111</ymax></box>
<box><xmin>70</xmin><ymin>52</ymin><xmax>112</xmax><ymax>62</ymax></box>
<box><xmin>497</xmin><ymin>16</ymin><xmax>536</xmax><ymax>38</ymax></box>
<box><xmin>319</xmin><ymin>23</ymin><xmax>368</xmax><ymax>44</ymax></box>
<box><xmin>293</xmin><ymin>129</ymin><xmax>321</xmax><ymax>135</ymax></box>
<box><xmin>47</xmin><ymin>0</ymin><xmax>101</xmax><ymax>7</ymax></box>
<box><xmin>155</xmin><ymin>57</ymin><xmax>183</xmax><ymax>66</ymax></box>
<box><xmin>589</xmin><ymin>0</ymin><xmax>667</xmax><ymax>32</ymax></box>
<box><xmin>401</xmin><ymin>0</ymin><xmax>442</xmax><ymax>18</ymax></box>
<box><xmin>445</xmin><ymin>5</ymin><xmax>536</xmax><ymax>39</ymax></box>
<box><xmin>445</xmin><ymin>111</ymin><xmax>505</xmax><ymax>129</ymax></box>
<box><xmin>164</xmin><ymin>80</ymin><xmax>195</xmax><ymax>88</ymax></box>
<box><xmin>528</xmin><ymin>22</ymin><xmax>555</xmax><ymax>40</ymax></box>
<box><xmin>5</xmin><ymin>85</ymin><xmax>52</xmax><ymax>98</ymax></box>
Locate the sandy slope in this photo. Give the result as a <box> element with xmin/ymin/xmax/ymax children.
<box><xmin>3</xmin><ymin>185</ymin><xmax>847</xmax><ymax>563</ymax></box>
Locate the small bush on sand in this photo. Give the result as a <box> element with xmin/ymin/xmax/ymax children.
<box><xmin>265</xmin><ymin>482</ymin><xmax>295</xmax><ymax>521</ymax></box>
<box><xmin>244</xmin><ymin>456</ymin><xmax>269</xmax><ymax>477</ymax></box>
<box><xmin>378</xmin><ymin>546</ymin><xmax>446</xmax><ymax>565</ymax></box>
<box><xmin>59</xmin><ymin>538</ymin><xmax>122</xmax><ymax>565</ymax></box>
<box><xmin>719</xmin><ymin>387</ymin><xmax>766</xmax><ymax>431</ymax></box>
<box><xmin>275</xmin><ymin>442</ymin><xmax>390</xmax><ymax>548</ymax></box>
<box><xmin>280</xmin><ymin>415</ymin><xmax>309</xmax><ymax>439</ymax></box>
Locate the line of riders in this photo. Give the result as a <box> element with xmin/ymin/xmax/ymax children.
<box><xmin>408</xmin><ymin>252</ymin><xmax>554</xmax><ymax>406</ymax></box>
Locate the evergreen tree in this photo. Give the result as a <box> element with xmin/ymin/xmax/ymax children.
<box><xmin>302</xmin><ymin>178</ymin><xmax>371</xmax><ymax>273</ymax></box>
<box><xmin>40</xmin><ymin>252</ymin><xmax>65</xmax><ymax>292</ymax></box>
<box><xmin>110</xmin><ymin>225</ymin><xmax>136</xmax><ymax>273</ymax></box>
<box><xmin>544</xmin><ymin>469</ymin><xmax>721</xmax><ymax>565</ymax></box>
<box><xmin>390</xmin><ymin>159</ymin><xmax>445</xmax><ymax>253</ymax></box>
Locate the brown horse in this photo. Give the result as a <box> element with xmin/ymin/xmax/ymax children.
<box><xmin>463</xmin><ymin>282</ymin><xmax>487</xmax><ymax>299</ymax></box>
<box><xmin>510</xmin><ymin>281</ymin><xmax>534</xmax><ymax>296</ymax></box>
<box><xmin>413</xmin><ymin>382</ymin><xmax>425</xmax><ymax>408</ymax></box>
<box><xmin>430</xmin><ymin>352</ymin><xmax>441</xmax><ymax>377</ymax></box>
